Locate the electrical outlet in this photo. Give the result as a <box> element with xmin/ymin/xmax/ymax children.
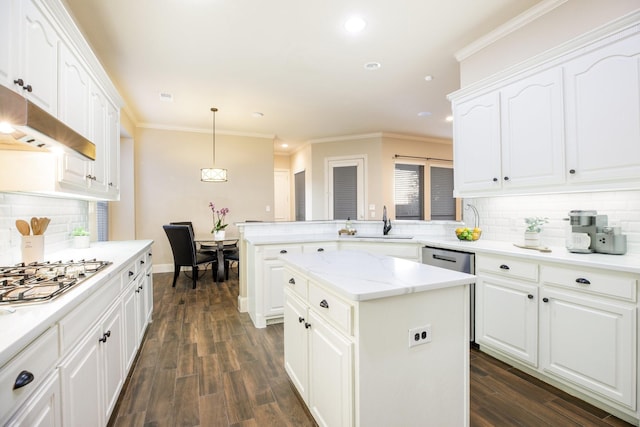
<box><xmin>408</xmin><ymin>324</ymin><xmax>432</xmax><ymax>348</ymax></box>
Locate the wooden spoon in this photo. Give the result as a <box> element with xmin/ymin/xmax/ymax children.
<box><xmin>16</xmin><ymin>220</ymin><xmax>31</xmax><ymax>236</ymax></box>
<box><xmin>39</xmin><ymin>217</ymin><xmax>50</xmax><ymax>234</ymax></box>
<box><xmin>30</xmin><ymin>217</ymin><xmax>40</xmax><ymax>235</ymax></box>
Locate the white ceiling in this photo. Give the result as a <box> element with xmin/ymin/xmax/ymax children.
<box><xmin>61</xmin><ymin>0</ymin><xmax>541</xmax><ymax>152</ymax></box>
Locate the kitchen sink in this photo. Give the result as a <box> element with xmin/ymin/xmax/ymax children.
<box><xmin>345</xmin><ymin>234</ymin><xmax>414</xmax><ymax>240</ymax></box>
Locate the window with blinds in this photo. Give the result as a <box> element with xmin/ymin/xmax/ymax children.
<box><xmin>295</xmin><ymin>171</ymin><xmax>305</xmax><ymax>221</ymax></box>
<box><xmin>430</xmin><ymin>167</ymin><xmax>455</xmax><ymax>220</ymax></box>
<box><xmin>395</xmin><ymin>164</ymin><xmax>424</xmax><ymax>219</ymax></box>
<box><xmin>333</xmin><ymin>165</ymin><xmax>357</xmax><ymax>220</ymax></box>
<box><xmin>96</xmin><ymin>201</ymin><xmax>108</xmax><ymax>241</ymax></box>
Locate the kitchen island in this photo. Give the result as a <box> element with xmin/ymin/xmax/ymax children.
<box><xmin>281</xmin><ymin>250</ymin><xmax>475</xmax><ymax>427</ymax></box>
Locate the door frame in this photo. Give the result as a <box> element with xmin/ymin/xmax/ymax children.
<box><xmin>325</xmin><ymin>155</ymin><xmax>367</xmax><ymax>220</ymax></box>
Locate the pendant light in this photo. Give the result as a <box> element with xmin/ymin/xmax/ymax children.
<box><xmin>201</xmin><ymin>107</ymin><xmax>227</xmax><ymax>182</ymax></box>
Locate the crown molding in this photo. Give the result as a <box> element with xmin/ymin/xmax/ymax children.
<box><xmin>137</xmin><ymin>122</ymin><xmax>275</xmax><ymax>140</ymax></box>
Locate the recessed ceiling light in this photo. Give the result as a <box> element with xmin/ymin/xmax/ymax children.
<box><xmin>252</xmin><ymin>112</ymin><xmax>264</xmax><ymax>118</ymax></box>
<box><xmin>418</xmin><ymin>111</ymin><xmax>432</xmax><ymax>117</ymax></box>
<box><xmin>345</xmin><ymin>17</ymin><xmax>366</xmax><ymax>33</ymax></box>
<box><xmin>424</xmin><ymin>75</ymin><xmax>433</xmax><ymax>81</ymax></box>
<box><xmin>445</xmin><ymin>115</ymin><xmax>454</xmax><ymax>122</ymax></box>
<box><xmin>364</xmin><ymin>62</ymin><xmax>381</xmax><ymax>71</ymax></box>
<box><xmin>281</xmin><ymin>143</ymin><xmax>289</xmax><ymax>148</ymax></box>
<box><xmin>159</xmin><ymin>92</ymin><xmax>173</xmax><ymax>102</ymax></box>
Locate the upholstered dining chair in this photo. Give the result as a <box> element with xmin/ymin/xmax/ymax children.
<box><xmin>163</xmin><ymin>224</ymin><xmax>216</xmax><ymax>289</ymax></box>
<box><xmin>222</xmin><ymin>240</ymin><xmax>240</xmax><ymax>279</ymax></box>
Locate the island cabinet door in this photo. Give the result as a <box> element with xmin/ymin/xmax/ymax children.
<box><xmin>284</xmin><ymin>290</ymin><xmax>309</xmax><ymax>401</ymax></box>
<box><xmin>308</xmin><ymin>310</ymin><xmax>353</xmax><ymax>427</ymax></box>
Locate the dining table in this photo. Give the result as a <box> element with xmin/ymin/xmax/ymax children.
<box><xmin>196</xmin><ymin>237</ymin><xmax>239</xmax><ymax>282</ymax></box>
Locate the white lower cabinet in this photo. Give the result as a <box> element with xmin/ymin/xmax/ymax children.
<box><xmin>60</xmin><ymin>301</ymin><xmax>124</xmax><ymax>426</ymax></box>
<box><xmin>6</xmin><ymin>371</ymin><xmax>62</xmax><ymax>427</ymax></box>
<box><xmin>476</xmin><ymin>253</ymin><xmax>638</xmax><ymax>419</ymax></box>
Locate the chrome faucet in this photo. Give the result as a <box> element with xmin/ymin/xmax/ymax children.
<box><xmin>382</xmin><ymin>205</ymin><xmax>392</xmax><ymax>235</ymax></box>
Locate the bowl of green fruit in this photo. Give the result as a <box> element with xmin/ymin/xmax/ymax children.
<box><xmin>455</xmin><ymin>227</ymin><xmax>482</xmax><ymax>241</ymax></box>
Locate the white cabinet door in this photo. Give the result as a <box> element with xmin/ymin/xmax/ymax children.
<box><xmin>101</xmin><ymin>304</ymin><xmax>124</xmax><ymax>422</ymax></box>
<box><xmin>0</xmin><ymin>0</ymin><xmax>17</xmax><ymax>88</ymax></box>
<box><xmin>143</xmin><ymin>266</ymin><xmax>154</xmax><ymax>325</ymax></box>
<box><xmin>284</xmin><ymin>290</ymin><xmax>309</xmax><ymax>401</ymax></box>
<box><xmin>107</xmin><ymin>101</ymin><xmax>120</xmax><ymax>197</ymax></box>
<box><xmin>60</xmin><ymin>324</ymin><xmax>102</xmax><ymax>427</ymax></box>
<box><xmin>476</xmin><ymin>275</ymin><xmax>538</xmax><ymax>367</ymax></box>
<box><xmin>6</xmin><ymin>371</ymin><xmax>61</xmax><ymax>427</ymax></box>
<box><xmin>264</xmin><ymin>259</ymin><xmax>286</xmax><ymax>318</ymax></box>
<box><xmin>452</xmin><ymin>91</ymin><xmax>502</xmax><ymax>194</ymax></box>
<box><xmin>564</xmin><ymin>32</ymin><xmax>640</xmax><ymax>185</ymax></box>
<box><xmin>540</xmin><ymin>288</ymin><xmax>636</xmax><ymax>408</ymax></box>
<box><xmin>89</xmin><ymin>81</ymin><xmax>108</xmax><ymax>193</ymax></box>
<box><xmin>58</xmin><ymin>43</ymin><xmax>90</xmax><ymax>138</ymax></box>
<box><xmin>308</xmin><ymin>310</ymin><xmax>353</xmax><ymax>427</ymax></box>
<box><xmin>501</xmin><ymin>68</ymin><xmax>565</xmax><ymax>188</ymax></box>
<box><xmin>16</xmin><ymin>0</ymin><xmax>59</xmax><ymax>114</ymax></box>
<box><xmin>58</xmin><ymin>152</ymin><xmax>90</xmax><ymax>190</ymax></box>
<box><xmin>122</xmin><ymin>282</ymin><xmax>139</xmax><ymax>371</ymax></box>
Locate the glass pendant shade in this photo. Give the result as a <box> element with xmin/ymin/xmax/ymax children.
<box><xmin>201</xmin><ymin>107</ymin><xmax>227</xmax><ymax>182</ymax></box>
<box><xmin>201</xmin><ymin>167</ymin><xmax>228</xmax><ymax>182</ymax></box>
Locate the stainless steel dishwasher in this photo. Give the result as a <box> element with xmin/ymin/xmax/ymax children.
<box><xmin>422</xmin><ymin>246</ymin><xmax>476</xmax><ymax>344</ymax></box>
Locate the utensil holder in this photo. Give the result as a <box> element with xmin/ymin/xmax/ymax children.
<box><xmin>21</xmin><ymin>235</ymin><xmax>44</xmax><ymax>264</ymax></box>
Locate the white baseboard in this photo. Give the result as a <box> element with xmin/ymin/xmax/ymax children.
<box><xmin>238</xmin><ymin>296</ymin><xmax>247</xmax><ymax>312</ymax></box>
<box><xmin>153</xmin><ymin>263</ymin><xmax>174</xmax><ymax>273</ymax></box>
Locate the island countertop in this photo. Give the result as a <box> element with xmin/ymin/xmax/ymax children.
<box><xmin>280</xmin><ymin>249</ymin><xmax>476</xmax><ymax>301</ymax></box>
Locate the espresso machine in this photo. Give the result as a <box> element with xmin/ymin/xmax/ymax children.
<box><xmin>567</xmin><ymin>210</ymin><xmax>627</xmax><ymax>254</ymax></box>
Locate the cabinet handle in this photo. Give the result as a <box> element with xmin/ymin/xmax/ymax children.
<box><xmin>304</xmin><ymin>322</ymin><xmax>311</xmax><ymax>329</ymax></box>
<box><xmin>317</xmin><ymin>248</ymin><xmax>324</xmax><ymax>252</ymax></box>
<box><xmin>128</xmin><ymin>271</ymin><xmax>134</xmax><ymax>277</ymax></box>
<box><xmin>492</xmin><ymin>177</ymin><xmax>498</xmax><ymax>182</ymax></box>
<box><xmin>319</xmin><ymin>299</ymin><xmax>329</xmax><ymax>309</ymax></box>
<box><xmin>542</xmin><ymin>297</ymin><xmax>549</xmax><ymax>303</ymax></box>
<box><xmin>108</xmin><ymin>182</ymin><xmax>113</xmax><ymax>187</ymax></box>
<box><xmin>280</xmin><ymin>249</ymin><xmax>288</xmax><ymax>254</ymax></box>
<box><xmin>23</xmin><ymin>84</ymin><xmax>33</xmax><ymax>93</ymax></box>
<box><xmin>527</xmin><ymin>294</ymin><xmax>534</xmax><ymax>299</ymax></box>
<box><xmin>140</xmin><ymin>260</ymin><xmax>145</xmax><ymax>265</ymax></box>
<box><xmin>298</xmin><ymin>316</ymin><xmax>305</xmax><ymax>323</ymax></box>
<box><xmin>135</xmin><ymin>287</ymin><xmax>141</xmax><ymax>293</ymax></box>
<box><xmin>288</xmin><ymin>278</ymin><xmax>295</xmax><ymax>285</ymax></box>
<box><xmin>99</xmin><ymin>331</ymin><xmax>111</xmax><ymax>343</ymax></box>
<box><xmin>13</xmin><ymin>78</ymin><xmax>24</xmax><ymax>87</ymax></box>
<box><xmin>569</xmin><ymin>169</ymin><xmax>576</xmax><ymax>174</ymax></box>
<box><xmin>148</xmin><ymin>253</ymin><xmax>153</xmax><ymax>257</ymax></box>
<box><xmin>499</xmin><ymin>264</ymin><xmax>510</xmax><ymax>270</ymax></box>
<box><xmin>13</xmin><ymin>370</ymin><xmax>34</xmax><ymax>390</ymax></box>
<box><xmin>503</xmin><ymin>176</ymin><xmax>510</xmax><ymax>181</ymax></box>
<box><xmin>575</xmin><ymin>278</ymin><xmax>591</xmax><ymax>285</ymax></box>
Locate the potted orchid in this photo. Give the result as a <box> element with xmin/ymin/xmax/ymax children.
<box><xmin>209</xmin><ymin>202</ymin><xmax>229</xmax><ymax>240</ymax></box>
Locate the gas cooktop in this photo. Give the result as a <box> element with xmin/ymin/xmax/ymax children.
<box><xmin>0</xmin><ymin>259</ymin><xmax>111</xmax><ymax>305</ymax></box>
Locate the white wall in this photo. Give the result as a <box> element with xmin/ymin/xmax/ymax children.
<box><xmin>0</xmin><ymin>193</ymin><xmax>89</xmax><ymax>264</ymax></box>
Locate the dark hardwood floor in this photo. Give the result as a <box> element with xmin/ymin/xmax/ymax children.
<box><xmin>109</xmin><ymin>269</ymin><xmax>633</xmax><ymax>427</ymax></box>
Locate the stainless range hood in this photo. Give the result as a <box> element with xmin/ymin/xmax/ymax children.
<box><xmin>0</xmin><ymin>84</ymin><xmax>95</xmax><ymax>160</ymax></box>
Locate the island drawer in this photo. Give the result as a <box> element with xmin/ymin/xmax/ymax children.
<box><xmin>285</xmin><ymin>269</ymin><xmax>308</xmax><ymax>300</ymax></box>
<box><xmin>263</xmin><ymin>245</ymin><xmax>302</xmax><ymax>260</ymax></box>
<box><xmin>477</xmin><ymin>254</ymin><xmax>538</xmax><ymax>282</ymax></box>
<box><xmin>308</xmin><ymin>282</ymin><xmax>353</xmax><ymax>336</ymax></box>
<box><xmin>0</xmin><ymin>326</ymin><xmax>59</xmax><ymax>423</ymax></box>
<box><xmin>302</xmin><ymin>242</ymin><xmax>338</xmax><ymax>253</ymax></box>
<box><xmin>540</xmin><ymin>265</ymin><xmax>637</xmax><ymax>302</ymax></box>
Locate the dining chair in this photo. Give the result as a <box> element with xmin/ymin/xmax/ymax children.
<box><xmin>223</xmin><ymin>240</ymin><xmax>240</xmax><ymax>279</ymax></box>
<box><xmin>163</xmin><ymin>224</ymin><xmax>217</xmax><ymax>289</ymax></box>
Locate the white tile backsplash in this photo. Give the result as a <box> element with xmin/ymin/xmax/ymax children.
<box><xmin>0</xmin><ymin>193</ymin><xmax>89</xmax><ymax>264</ymax></box>
<box><xmin>464</xmin><ymin>190</ymin><xmax>640</xmax><ymax>254</ymax></box>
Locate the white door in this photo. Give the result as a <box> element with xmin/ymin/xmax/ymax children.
<box><xmin>274</xmin><ymin>170</ymin><xmax>290</xmax><ymax>221</ymax></box>
<box><xmin>326</xmin><ymin>157</ymin><xmax>365</xmax><ymax>220</ymax></box>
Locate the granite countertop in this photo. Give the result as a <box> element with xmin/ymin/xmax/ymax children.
<box><xmin>280</xmin><ymin>250</ymin><xmax>476</xmax><ymax>301</ymax></box>
<box><xmin>0</xmin><ymin>240</ymin><xmax>153</xmax><ymax>367</ymax></box>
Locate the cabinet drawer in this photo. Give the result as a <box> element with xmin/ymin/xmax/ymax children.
<box><xmin>477</xmin><ymin>254</ymin><xmax>538</xmax><ymax>282</ymax></box>
<box><xmin>263</xmin><ymin>245</ymin><xmax>302</xmax><ymax>260</ymax></box>
<box><xmin>59</xmin><ymin>276</ymin><xmax>120</xmax><ymax>352</ymax></box>
<box><xmin>121</xmin><ymin>259</ymin><xmax>138</xmax><ymax>287</ymax></box>
<box><xmin>303</xmin><ymin>242</ymin><xmax>338</xmax><ymax>253</ymax></box>
<box><xmin>308</xmin><ymin>282</ymin><xmax>353</xmax><ymax>336</ymax></box>
<box><xmin>285</xmin><ymin>269</ymin><xmax>308</xmax><ymax>300</ymax></box>
<box><xmin>540</xmin><ymin>265</ymin><xmax>637</xmax><ymax>302</ymax></box>
<box><xmin>0</xmin><ymin>327</ymin><xmax>59</xmax><ymax>423</ymax></box>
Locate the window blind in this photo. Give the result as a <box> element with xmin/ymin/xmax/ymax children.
<box><xmin>395</xmin><ymin>164</ymin><xmax>424</xmax><ymax>219</ymax></box>
<box><xmin>295</xmin><ymin>171</ymin><xmax>305</xmax><ymax>221</ymax></box>
<box><xmin>333</xmin><ymin>165</ymin><xmax>357</xmax><ymax>220</ymax></box>
<box><xmin>430</xmin><ymin>167</ymin><xmax>455</xmax><ymax>220</ymax></box>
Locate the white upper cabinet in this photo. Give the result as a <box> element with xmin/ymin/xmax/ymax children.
<box><xmin>0</xmin><ymin>1</ymin><xmax>17</xmax><ymax>89</ymax></box>
<box><xmin>16</xmin><ymin>0</ymin><xmax>59</xmax><ymax>115</ymax></box>
<box><xmin>89</xmin><ymin>80</ymin><xmax>109</xmax><ymax>193</ymax></box>
<box><xmin>564</xmin><ymin>31</ymin><xmax>640</xmax><ymax>185</ymax></box>
<box><xmin>450</xmin><ymin>21</ymin><xmax>640</xmax><ymax>197</ymax></box>
<box><xmin>107</xmin><ymin>101</ymin><xmax>120</xmax><ymax>196</ymax></box>
<box><xmin>58</xmin><ymin>42</ymin><xmax>90</xmax><ymax>138</ymax></box>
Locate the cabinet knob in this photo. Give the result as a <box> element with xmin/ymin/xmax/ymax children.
<box><xmin>492</xmin><ymin>177</ymin><xmax>498</xmax><ymax>182</ymax></box>
<box><xmin>503</xmin><ymin>176</ymin><xmax>510</xmax><ymax>181</ymax></box>
<box><xmin>304</xmin><ymin>322</ymin><xmax>311</xmax><ymax>329</ymax></box>
<box><xmin>99</xmin><ymin>331</ymin><xmax>110</xmax><ymax>343</ymax></box>
<box><xmin>13</xmin><ymin>370</ymin><xmax>34</xmax><ymax>390</ymax></box>
<box><xmin>542</xmin><ymin>297</ymin><xmax>549</xmax><ymax>303</ymax></box>
<box><xmin>288</xmin><ymin>278</ymin><xmax>295</xmax><ymax>285</ymax></box>
<box><xmin>128</xmin><ymin>271</ymin><xmax>134</xmax><ymax>277</ymax></box>
<box><xmin>317</xmin><ymin>248</ymin><xmax>324</xmax><ymax>252</ymax></box>
<box><xmin>13</xmin><ymin>78</ymin><xmax>24</xmax><ymax>87</ymax></box>
<box><xmin>23</xmin><ymin>84</ymin><xmax>33</xmax><ymax>93</ymax></box>
<box><xmin>140</xmin><ymin>260</ymin><xmax>145</xmax><ymax>265</ymax></box>
<box><xmin>280</xmin><ymin>250</ymin><xmax>288</xmax><ymax>254</ymax></box>
<box><xmin>527</xmin><ymin>294</ymin><xmax>534</xmax><ymax>299</ymax></box>
<box><xmin>298</xmin><ymin>316</ymin><xmax>305</xmax><ymax>323</ymax></box>
<box><xmin>569</xmin><ymin>169</ymin><xmax>576</xmax><ymax>174</ymax></box>
<box><xmin>319</xmin><ymin>299</ymin><xmax>329</xmax><ymax>309</ymax></box>
<box><xmin>575</xmin><ymin>278</ymin><xmax>591</xmax><ymax>285</ymax></box>
<box><xmin>499</xmin><ymin>264</ymin><xmax>510</xmax><ymax>270</ymax></box>
<box><xmin>108</xmin><ymin>182</ymin><xmax>113</xmax><ymax>186</ymax></box>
